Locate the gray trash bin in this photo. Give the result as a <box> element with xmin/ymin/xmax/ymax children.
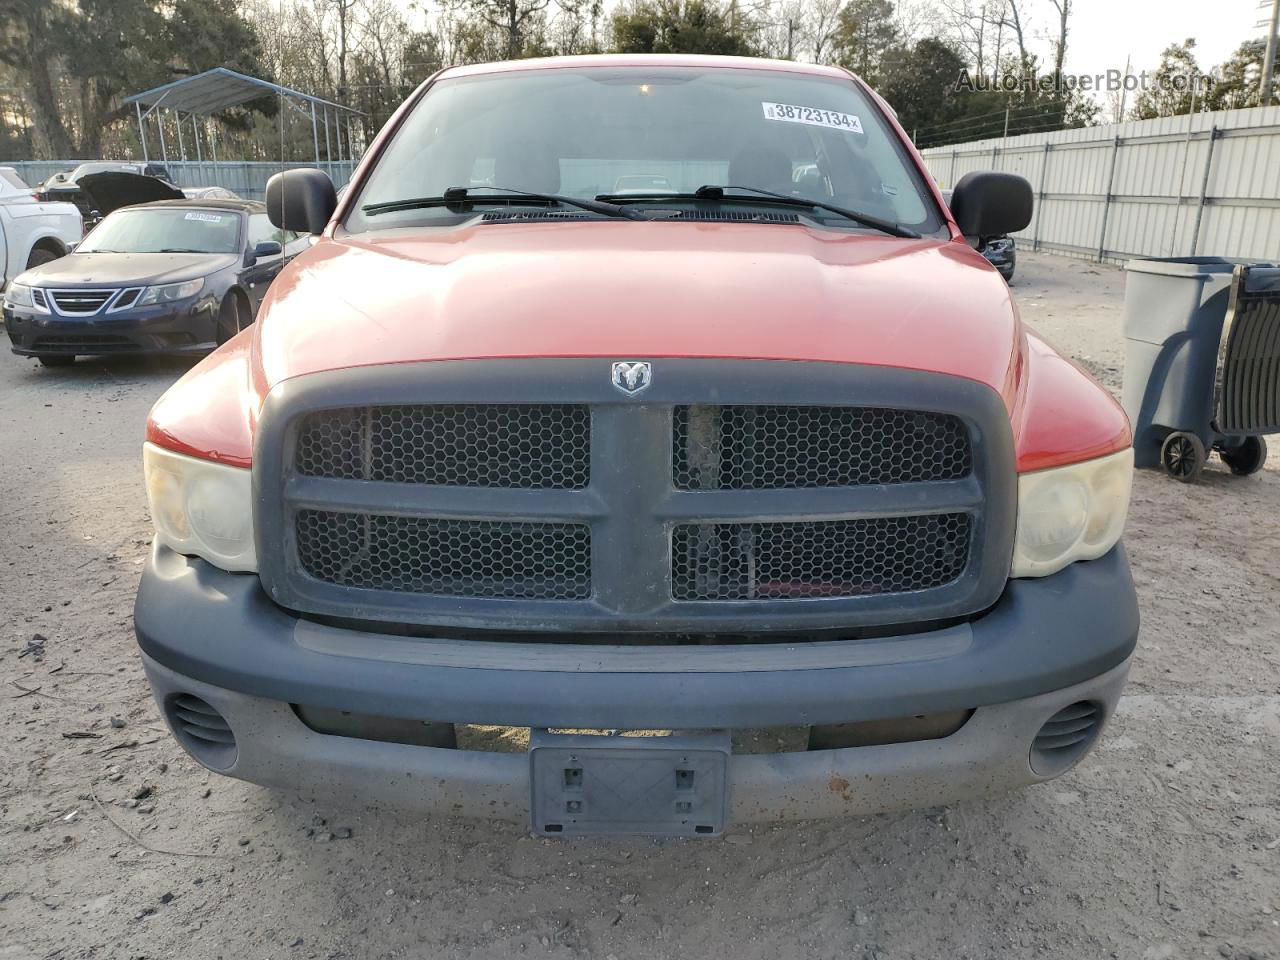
<box><xmin>1122</xmin><ymin>257</ymin><xmax>1279</xmax><ymax>481</ymax></box>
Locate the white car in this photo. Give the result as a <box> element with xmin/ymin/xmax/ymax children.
<box><xmin>0</xmin><ymin>167</ymin><xmax>82</xmax><ymax>291</ymax></box>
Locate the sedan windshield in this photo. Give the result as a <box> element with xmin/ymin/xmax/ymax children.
<box><xmin>347</xmin><ymin>66</ymin><xmax>943</xmax><ymax>235</ymax></box>
<box><xmin>77</xmin><ymin>208</ymin><xmax>241</xmax><ymax>254</ymax></box>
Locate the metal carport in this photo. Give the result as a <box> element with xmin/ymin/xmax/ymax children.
<box><xmin>122</xmin><ymin>67</ymin><xmax>362</xmax><ymax>165</ymax></box>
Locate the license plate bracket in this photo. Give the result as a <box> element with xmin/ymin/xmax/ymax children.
<box><xmin>529</xmin><ymin>730</ymin><xmax>731</xmax><ymax>838</ymax></box>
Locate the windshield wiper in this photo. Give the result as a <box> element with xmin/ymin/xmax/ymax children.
<box><xmin>595</xmin><ymin>186</ymin><xmax>919</xmax><ymax>238</ymax></box>
<box><xmin>363</xmin><ymin>186</ymin><xmax>645</xmax><ymax>221</ymax></box>
<box><xmin>694</xmin><ymin>186</ymin><xmax>919</xmax><ymax>238</ymax></box>
<box><xmin>158</xmin><ymin>248</ymin><xmax>206</xmax><ymax>253</ymax></box>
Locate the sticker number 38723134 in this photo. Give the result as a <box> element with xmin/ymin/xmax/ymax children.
<box><xmin>762</xmin><ymin>101</ymin><xmax>864</xmax><ymax>133</ymax></box>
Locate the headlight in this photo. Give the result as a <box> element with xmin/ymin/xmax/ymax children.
<box><xmin>138</xmin><ymin>278</ymin><xmax>204</xmax><ymax>306</ymax></box>
<box><xmin>1012</xmin><ymin>448</ymin><xmax>1133</xmax><ymax>578</ymax></box>
<box><xmin>3</xmin><ymin>282</ymin><xmax>46</xmax><ymax>312</ymax></box>
<box><xmin>144</xmin><ymin>443</ymin><xmax>256</xmax><ymax>572</ymax></box>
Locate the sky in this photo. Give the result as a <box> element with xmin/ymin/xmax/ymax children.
<box><xmin>1062</xmin><ymin>0</ymin><xmax>1265</xmax><ymax>80</ymax></box>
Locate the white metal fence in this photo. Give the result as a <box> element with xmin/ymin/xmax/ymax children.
<box><xmin>4</xmin><ymin>160</ymin><xmax>358</xmax><ymax>202</ymax></box>
<box><xmin>921</xmin><ymin>106</ymin><xmax>1280</xmax><ymax>264</ymax></box>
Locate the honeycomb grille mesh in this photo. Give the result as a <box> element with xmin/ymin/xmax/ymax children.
<box><xmin>295</xmin><ymin>404</ymin><xmax>590</xmax><ymax>488</ymax></box>
<box><xmin>296</xmin><ymin>510</ymin><xmax>592</xmax><ymax>600</ymax></box>
<box><xmin>673</xmin><ymin>405</ymin><xmax>971</xmax><ymax>490</ymax></box>
<box><xmin>671</xmin><ymin>515</ymin><xmax>972</xmax><ymax>601</ymax></box>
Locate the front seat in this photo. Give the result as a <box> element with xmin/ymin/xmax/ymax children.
<box><xmin>727</xmin><ymin>143</ymin><xmax>794</xmax><ymax>195</ymax></box>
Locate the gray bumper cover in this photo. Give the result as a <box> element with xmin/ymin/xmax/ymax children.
<box><xmin>135</xmin><ymin>545</ymin><xmax>1138</xmax><ymax>821</ymax></box>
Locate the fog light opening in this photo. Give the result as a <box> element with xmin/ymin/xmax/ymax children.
<box><xmin>166</xmin><ymin>693</ymin><xmax>238</xmax><ymax>771</ymax></box>
<box><xmin>1029</xmin><ymin>701</ymin><xmax>1102</xmax><ymax>777</ymax></box>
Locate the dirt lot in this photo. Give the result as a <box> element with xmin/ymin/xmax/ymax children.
<box><xmin>2</xmin><ymin>252</ymin><xmax>1279</xmax><ymax>960</ymax></box>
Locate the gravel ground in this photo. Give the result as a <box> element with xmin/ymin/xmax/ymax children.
<box><xmin>2</xmin><ymin>252</ymin><xmax>1279</xmax><ymax>960</ymax></box>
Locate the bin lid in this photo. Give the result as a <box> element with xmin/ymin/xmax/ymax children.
<box><xmin>1242</xmin><ymin>265</ymin><xmax>1280</xmax><ymax>294</ymax></box>
<box><xmin>1123</xmin><ymin>256</ymin><xmax>1243</xmax><ymax>278</ymax></box>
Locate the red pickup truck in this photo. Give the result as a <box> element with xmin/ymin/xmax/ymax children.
<box><xmin>135</xmin><ymin>55</ymin><xmax>1137</xmax><ymax>837</ymax></box>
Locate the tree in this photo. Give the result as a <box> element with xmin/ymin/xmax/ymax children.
<box><xmin>0</xmin><ymin>0</ymin><xmax>77</xmax><ymax>156</ymax></box>
<box><xmin>831</xmin><ymin>0</ymin><xmax>900</xmax><ymax>82</ymax></box>
<box><xmin>1045</xmin><ymin>0</ymin><xmax>1068</xmax><ymax>78</ymax></box>
<box><xmin>1209</xmin><ymin>39</ymin><xmax>1268</xmax><ymax>110</ymax></box>
<box><xmin>937</xmin><ymin>0</ymin><xmax>990</xmax><ymax>77</ymax></box>
<box><xmin>755</xmin><ymin>0</ymin><xmax>807</xmax><ymax>60</ymax></box>
<box><xmin>457</xmin><ymin>0</ymin><xmax>554</xmax><ymax>59</ymax></box>
<box><xmin>0</xmin><ymin>0</ymin><xmax>266</xmax><ymax>158</ymax></box>
<box><xmin>878</xmin><ymin>36</ymin><xmax>968</xmax><ymax>140</ymax></box>
<box><xmin>995</xmin><ymin>0</ymin><xmax>1030</xmax><ymax>78</ymax></box>
<box><xmin>805</xmin><ymin>0</ymin><xmax>844</xmax><ymax>63</ymax></box>
<box><xmin>1132</xmin><ymin>38</ymin><xmax>1208</xmax><ymax>119</ymax></box>
<box><xmin>611</xmin><ymin>0</ymin><xmax>756</xmax><ymax>56</ymax></box>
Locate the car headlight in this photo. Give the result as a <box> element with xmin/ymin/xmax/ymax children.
<box><xmin>1012</xmin><ymin>448</ymin><xmax>1133</xmax><ymax>578</ymax></box>
<box><xmin>138</xmin><ymin>278</ymin><xmax>204</xmax><ymax>306</ymax></box>
<box><xmin>144</xmin><ymin>443</ymin><xmax>256</xmax><ymax>572</ymax></box>
<box><xmin>3</xmin><ymin>282</ymin><xmax>47</xmax><ymax>312</ymax></box>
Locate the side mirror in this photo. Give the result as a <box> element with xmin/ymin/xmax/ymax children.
<box><xmin>266</xmin><ymin>169</ymin><xmax>336</xmax><ymax>235</ymax></box>
<box><xmin>246</xmin><ymin>240</ymin><xmax>283</xmax><ymax>265</ymax></box>
<box><xmin>949</xmin><ymin>172</ymin><xmax>1032</xmax><ymax>239</ymax></box>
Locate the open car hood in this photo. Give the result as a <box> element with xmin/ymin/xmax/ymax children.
<box><xmin>77</xmin><ymin>172</ymin><xmax>183</xmax><ymax>215</ymax></box>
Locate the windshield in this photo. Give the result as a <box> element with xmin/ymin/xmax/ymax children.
<box><xmin>77</xmin><ymin>208</ymin><xmax>241</xmax><ymax>254</ymax></box>
<box><xmin>347</xmin><ymin>66</ymin><xmax>943</xmax><ymax>235</ymax></box>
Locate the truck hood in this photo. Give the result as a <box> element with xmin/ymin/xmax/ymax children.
<box><xmin>253</xmin><ymin>221</ymin><xmax>1023</xmax><ymax>401</ymax></box>
<box><xmin>24</xmin><ymin>251</ymin><xmax>237</xmax><ymax>287</ymax></box>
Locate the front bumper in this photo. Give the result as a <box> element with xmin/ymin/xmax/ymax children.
<box><xmin>4</xmin><ymin>298</ymin><xmax>216</xmax><ymax>356</ymax></box>
<box><xmin>135</xmin><ymin>545</ymin><xmax>1138</xmax><ymax>824</ymax></box>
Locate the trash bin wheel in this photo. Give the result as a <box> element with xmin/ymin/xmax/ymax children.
<box><xmin>1161</xmin><ymin>432</ymin><xmax>1206</xmax><ymax>483</ymax></box>
<box><xmin>1219</xmin><ymin>436</ymin><xmax>1267</xmax><ymax>477</ymax></box>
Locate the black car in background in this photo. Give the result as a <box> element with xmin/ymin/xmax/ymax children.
<box><xmin>941</xmin><ymin>188</ymin><xmax>1016</xmax><ymax>282</ymax></box>
<box><xmin>3</xmin><ymin>198</ymin><xmax>307</xmax><ymax>366</ymax></box>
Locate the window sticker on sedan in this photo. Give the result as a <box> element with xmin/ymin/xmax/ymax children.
<box><xmin>762</xmin><ymin>101</ymin><xmax>863</xmax><ymax>134</ymax></box>
<box><xmin>184</xmin><ymin>212</ymin><xmax>224</xmax><ymax>223</ymax></box>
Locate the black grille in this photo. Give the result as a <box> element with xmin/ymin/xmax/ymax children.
<box><xmin>32</xmin><ymin>335</ymin><xmax>134</xmax><ymax>352</ymax></box>
<box><xmin>296</xmin><ymin>510</ymin><xmax>592</xmax><ymax>600</ymax></box>
<box><xmin>295</xmin><ymin>404</ymin><xmax>590</xmax><ymax>488</ymax></box>
<box><xmin>48</xmin><ymin>289</ymin><xmax>114</xmax><ymax>314</ymax></box>
<box><xmin>257</xmin><ymin>360</ymin><xmax>1013</xmax><ymax>632</ymax></box>
<box><xmin>673</xmin><ymin>405</ymin><xmax>971</xmax><ymax>490</ymax></box>
<box><xmin>671</xmin><ymin>515</ymin><xmax>972</xmax><ymax>601</ymax></box>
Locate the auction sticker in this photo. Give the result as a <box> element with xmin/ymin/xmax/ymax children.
<box><xmin>184</xmin><ymin>212</ymin><xmax>223</xmax><ymax>222</ymax></box>
<box><xmin>762</xmin><ymin>101</ymin><xmax>863</xmax><ymax>134</ymax></box>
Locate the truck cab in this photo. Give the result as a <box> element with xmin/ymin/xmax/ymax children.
<box><xmin>0</xmin><ymin>166</ymin><xmax>81</xmax><ymax>293</ymax></box>
<box><xmin>135</xmin><ymin>55</ymin><xmax>1137</xmax><ymax>837</ymax></box>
